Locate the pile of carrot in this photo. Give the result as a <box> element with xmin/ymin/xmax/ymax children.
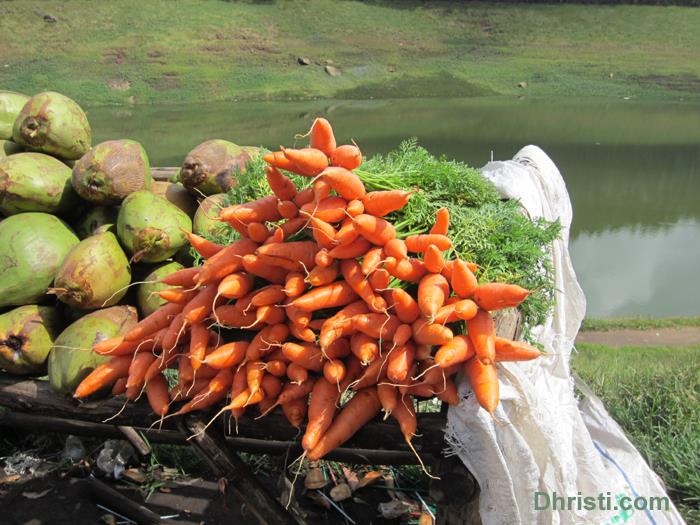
<box><xmin>74</xmin><ymin>118</ymin><xmax>542</xmax><ymax>464</ymax></box>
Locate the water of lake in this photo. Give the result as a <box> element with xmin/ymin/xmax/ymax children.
<box><xmin>88</xmin><ymin>98</ymin><xmax>700</xmax><ymax>318</ymax></box>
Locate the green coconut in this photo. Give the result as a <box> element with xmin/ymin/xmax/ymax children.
<box><xmin>117</xmin><ymin>190</ymin><xmax>192</xmax><ymax>263</ymax></box>
<box><xmin>136</xmin><ymin>261</ymin><xmax>184</xmax><ymax>317</ymax></box>
<box><xmin>12</xmin><ymin>91</ymin><xmax>91</xmax><ymax>160</ymax></box>
<box><xmin>0</xmin><ymin>213</ymin><xmax>79</xmax><ymax>307</ymax></box>
<box><xmin>151</xmin><ymin>180</ymin><xmax>197</xmax><ymax>217</ymax></box>
<box><xmin>0</xmin><ymin>152</ymin><xmax>79</xmax><ymax>215</ymax></box>
<box><xmin>74</xmin><ymin>205</ymin><xmax>119</xmax><ymax>239</ymax></box>
<box><xmin>193</xmin><ymin>193</ymin><xmax>231</xmax><ymax>239</ymax></box>
<box><xmin>72</xmin><ymin>139</ymin><xmax>152</xmax><ymax>204</ymax></box>
<box><xmin>180</xmin><ymin>140</ymin><xmax>259</xmax><ymax>196</ymax></box>
<box><xmin>0</xmin><ymin>91</ymin><xmax>29</xmax><ymax>140</ymax></box>
<box><xmin>0</xmin><ymin>305</ymin><xmax>62</xmax><ymax>375</ymax></box>
<box><xmin>51</xmin><ymin>232</ymin><xmax>131</xmax><ymax>310</ymax></box>
<box><xmin>0</xmin><ymin>139</ymin><xmax>21</xmax><ymax>159</ymax></box>
<box><xmin>48</xmin><ymin>305</ymin><xmax>137</xmax><ymax>395</ymax></box>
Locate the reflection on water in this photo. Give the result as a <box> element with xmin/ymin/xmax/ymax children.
<box><xmin>87</xmin><ymin>98</ymin><xmax>700</xmax><ymax>318</ymax></box>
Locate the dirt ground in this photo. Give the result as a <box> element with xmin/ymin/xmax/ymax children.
<box><xmin>576</xmin><ymin>327</ymin><xmax>700</xmax><ymax>347</ymax></box>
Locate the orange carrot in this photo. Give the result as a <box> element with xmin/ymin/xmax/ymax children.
<box><xmin>467</xmin><ymin>309</ymin><xmax>496</xmax><ymax>365</ymax></box>
<box><xmin>436</xmin><ymin>377</ymin><xmax>459</xmax><ymax>405</ymax></box>
<box><xmin>412</xmin><ymin>319</ymin><xmax>453</xmax><ymax>345</ymax></box>
<box><xmin>430</xmin><ymin>207</ymin><xmax>450</xmax><ymax>235</ymax></box>
<box><xmin>287</xmin><ymin>362</ymin><xmax>309</xmax><ymax>384</ymax></box>
<box><xmin>323</xmin><ymin>359</ymin><xmax>346</xmax><ymax>384</ymax></box>
<box><xmin>111</xmin><ymin>377</ymin><xmax>128</xmax><ymax>396</ymax></box>
<box><xmin>389</xmin><ymin>288</ymin><xmax>420</xmax><ymax>324</ymax></box>
<box><xmin>249</xmin><ymin>284</ymin><xmax>285</xmax><ymax>308</ymax></box>
<box><xmin>346</xmin><ymin>199</ymin><xmax>364</xmax><ymax>217</ymax></box>
<box><xmin>351</xmin><ymin>214</ymin><xmax>396</xmax><ymax>246</ymax></box>
<box><xmin>301</xmin><ymin>196</ymin><xmax>348</xmax><ymax>223</ymax></box>
<box><xmin>247</xmin><ymin>222</ymin><xmax>270</xmax><ymax>243</ymax></box>
<box><xmin>221</xmin><ymin>195</ymin><xmax>281</xmax><ymax>224</ymax></box>
<box><xmin>241</xmin><ymin>254</ymin><xmax>288</xmax><ymax>284</ymax></box>
<box><xmin>277</xmin><ymin>200</ymin><xmax>298</xmax><ymax>219</ymax></box>
<box><xmin>423</xmin><ymin>244</ymin><xmax>445</xmax><ymax>273</ymax></box>
<box><xmin>282</xmin><ymin>396</ymin><xmax>308</xmax><ymax>428</ymax></box>
<box><xmin>160</xmin><ymin>267</ymin><xmax>200</xmax><ymax>287</ymax></box>
<box><xmin>306</xmin><ymin>261</ymin><xmax>339</xmax><ymax>287</ymax></box>
<box><xmin>218</xmin><ymin>272</ymin><xmax>254</xmax><ymax>299</ymax></box>
<box><xmin>196</xmin><ymin>238</ymin><xmax>259</xmax><ymax>284</ymax></box>
<box><xmin>204</xmin><ymin>341</ymin><xmax>248</xmax><ymax>369</ymax></box>
<box><xmin>302</xmin><ymin>377</ymin><xmax>340</xmax><ymax>450</ymax></box>
<box><xmin>306</xmin><ymin>216</ymin><xmax>336</xmax><ymax>250</ymax></box>
<box><xmin>265</xmin><ymin>360</ymin><xmax>287</xmax><ymax>377</ymax></box>
<box><xmin>369</xmin><ymin>268</ymin><xmax>390</xmax><ymax>291</ymax></box>
<box><xmin>188</xmin><ymin>323</ymin><xmax>209</xmax><ymax>370</ymax></box>
<box><xmin>124</xmin><ymin>302</ymin><xmax>183</xmax><ymax>342</ymax></box>
<box><xmin>451</xmin><ymin>259</ymin><xmax>479</xmax><ymax>298</ymax></box>
<box><xmin>433</xmin><ymin>298</ymin><xmax>478</xmax><ymax>324</ymax></box>
<box><xmin>340</xmin><ymin>259</ymin><xmax>386</xmax><ymax>313</ymax></box>
<box><xmin>126</xmin><ymin>352</ymin><xmax>156</xmax><ymax>394</ymax></box>
<box><xmin>324</xmin><ymin>337</ymin><xmax>351</xmax><ymax>359</ymax></box>
<box><xmin>263</xmin><ymin>150</ymin><xmax>297</xmax><ymax>172</ymax></box>
<box><xmin>417</xmin><ymin>273</ymin><xmax>449</xmax><ymax>320</ymax></box>
<box><xmin>392</xmin><ymin>323</ymin><xmax>413</xmax><ymax>347</ymax></box>
<box><xmin>266</xmin><ymin>165</ymin><xmax>297</xmax><ymax>201</ymax></box>
<box><xmin>281</xmin><ymin>342</ymin><xmax>324</xmax><ymax>372</ymax></box>
<box><xmin>257</xmin><ymin>241</ymin><xmax>318</xmax><ymax>270</ymax></box>
<box><xmin>377</xmin><ymin>383</ymin><xmax>398</xmax><ymax>419</ymax></box>
<box><xmin>292</xmin><ymin>281</ymin><xmax>358</xmax><ymax>311</ymax></box>
<box><xmin>350</xmin><ymin>332</ymin><xmax>379</xmax><ymax>365</ymax></box>
<box><xmin>320</xmin><ymin>166</ymin><xmax>366</xmax><ymax>200</ymax></box>
<box><xmin>384</xmin><ymin>256</ymin><xmax>427</xmax><ymax>282</ymax></box>
<box><xmin>335</xmin><ymin>220</ymin><xmax>360</xmax><ymax>247</ymax></box>
<box><xmin>283</xmin><ymin>147</ymin><xmax>328</xmax><ymax>177</ymax></box>
<box><xmin>186</xmin><ymin>231</ymin><xmax>225</xmax><ymax>259</ymax></box>
<box><xmin>169</xmin><ymin>379</ymin><xmax>209</xmax><ymax>402</ymax></box>
<box><xmin>307</xmin><ymin>387</ymin><xmax>381</xmax><ymax>460</ymax></box>
<box><xmin>146</xmin><ymin>373</ymin><xmax>170</xmax><ymax>416</ymax></box>
<box><xmin>464</xmin><ymin>357</ymin><xmax>499</xmax><ymax>414</ymax></box>
<box><xmin>405</xmin><ymin>234</ymin><xmax>452</xmax><ymax>253</ymax></box>
<box><xmin>293</xmin><ymin>186</ymin><xmax>314</xmax><ymax>208</ymax></box>
<box><xmin>263</xmin><ymin>378</ymin><xmax>315</xmax><ymax>414</ymax></box>
<box><xmin>328</xmin><ymin>236</ymin><xmax>371</xmax><ymax>259</ymax></box>
<box><xmin>309</xmin><ymin>117</ymin><xmax>336</xmax><ymax>156</ymax></box>
<box><xmin>352</xmin><ymin>313</ymin><xmax>400</xmax><ymax>340</ymax></box>
<box><xmin>74</xmin><ymin>356</ymin><xmax>131</xmax><ymax>398</ymax></box>
<box><xmin>473</xmin><ymin>283</ymin><xmax>530</xmax><ymax>311</ymax></box>
<box><xmin>387</xmin><ymin>343</ymin><xmax>415</xmax><ymax>383</ymax></box>
<box><xmin>384</xmin><ymin>238</ymin><xmax>407</xmax><ymax>260</ymax></box>
<box><xmin>362</xmin><ymin>190</ymin><xmax>413</xmax><ymax>217</ymax></box>
<box><xmin>280</xmin><ymin>217</ymin><xmax>307</xmax><ymax>240</ymax></box>
<box><xmin>494</xmin><ymin>337</ymin><xmax>543</xmax><ymax>361</ymax></box>
<box><xmin>158</xmin><ymin>288</ymin><xmax>197</xmax><ymax>304</ymax></box>
<box><xmin>352</xmin><ymin>356</ymin><xmax>389</xmax><ymax>390</ymax></box>
<box><xmin>181</xmin><ymin>285</ymin><xmax>217</xmax><ymax>325</ymax></box>
<box><xmin>314</xmin><ymin>248</ymin><xmax>333</xmax><ymax>268</ymax></box>
<box><xmin>330</xmin><ymin>144</ymin><xmax>362</xmax><ymax>171</ymax></box>
<box><xmin>435</xmin><ymin>335</ymin><xmax>475</xmax><ymax>368</ymax></box>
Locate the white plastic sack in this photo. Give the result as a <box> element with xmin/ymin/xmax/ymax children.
<box><xmin>444</xmin><ymin>146</ymin><xmax>684</xmax><ymax>525</ymax></box>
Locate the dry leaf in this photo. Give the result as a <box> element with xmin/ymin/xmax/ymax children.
<box><xmin>304</xmin><ymin>466</ymin><xmax>327</xmax><ymax>490</ymax></box>
<box><xmin>357</xmin><ymin>470</ymin><xmax>382</xmax><ymax>489</ymax></box>
<box><xmin>329</xmin><ymin>482</ymin><xmax>352</xmax><ymax>502</ymax></box>
<box><xmin>22</xmin><ymin>488</ymin><xmax>52</xmax><ymax>499</ymax></box>
<box><xmin>122</xmin><ymin>468</ymin><xmax>146</xmax><ymax>484</ymax></box>
<box><xmin>341</xmin><ymin>466</ymin><xmax>359</xmax><ymax>491</ymax></box>
<box><xmin>378</xmin><ymin>499</ymin><xmax>418</xmax><ymax>519</ymax></box>
<box><xmin>0</xmin><ymin>474</ymin><xmax>21</xmax><ymax>484</ymax></box>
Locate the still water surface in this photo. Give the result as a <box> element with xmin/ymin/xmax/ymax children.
<box><xmin>88</xmin><ymin>98</ymin><xmax>700</xmax><ymax>318</ymax></box>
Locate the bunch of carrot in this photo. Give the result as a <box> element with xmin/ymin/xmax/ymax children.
<box><xmin>74</xmin><ymin>118</ymin><xmax>542</xmax><ymax>463</ymax></box>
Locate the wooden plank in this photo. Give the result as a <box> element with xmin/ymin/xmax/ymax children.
<box><xmin>0</xmin><ymin>409</ymin><xmax>425</xmax><ymax>465</ymax></box>
<box><xmin>0</xmin><ymin>376</ymin><xmax>445</xmax><ymax>454</ymax></box>
<box><xmin>180</xmin><ymin>415</ymin><xmax>300</xmax><ymax>525</ymax></box>
<box><xmin>82</xmin><ymin>476</ymin><xmax>162</xmax><ymax>525</ymax></box>
<box><xmin>151</xmin><ymin>167</ymin><xmax>179</xmax><ymax>181</ymax></box>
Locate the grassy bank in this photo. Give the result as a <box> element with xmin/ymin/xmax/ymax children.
<box><xmin>572</xmin><ymin>344</ymin><xmax>700</xmax><ymax>521</ymax></box>
<box><xmin>1</xmin><ymin>1</ymin><xmax>700</xmax><ymax>105</ymax></box>
<box><xmin>582</xmin><ymin>317</ymin><xmax>700</xmax><ymax>331</ymax></box>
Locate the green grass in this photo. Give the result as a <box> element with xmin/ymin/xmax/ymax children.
<box><xmin>2</xmin><ymin>1</ymin><xmax>700</xmax><ymax>105</ymax></box>
<box><xmin>582</xmin><ymin>317</ymin><xmax>700</xmax><ymax>331</ymax></box>
<box><xmin>572</xmin><ymin>344</ymin><xmax>700</xmax><ymax>521</ymax></box>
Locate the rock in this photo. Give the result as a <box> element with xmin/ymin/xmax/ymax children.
<box><xmin>325</xmin><ymin>65</ymin><xmax>342</xmax><ymax>77</ymax></box>
<box><xmin>43</xmin><ymin>15</ymin><xmax>56</xmax><ymax>23</ymax></box>
<box><xmin>330</xmin><ymin>482</ymin><xmax>352</xmax><ymax>502</ymax></box>
<box><xmin>297</xmin><ymin>57</ymin><xmax>311</xmax><ymax>66</ymax></box>
<box><xmin>517</xmin><ymin>81</ymin><xmax>528</xmax><ymax>88</ymax></box>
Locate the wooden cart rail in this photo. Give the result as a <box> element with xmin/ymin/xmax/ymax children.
<box><xmin>0</xmin><ymin>375</ymin><xmax>444</xmax><ymax>465</ymax></box>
